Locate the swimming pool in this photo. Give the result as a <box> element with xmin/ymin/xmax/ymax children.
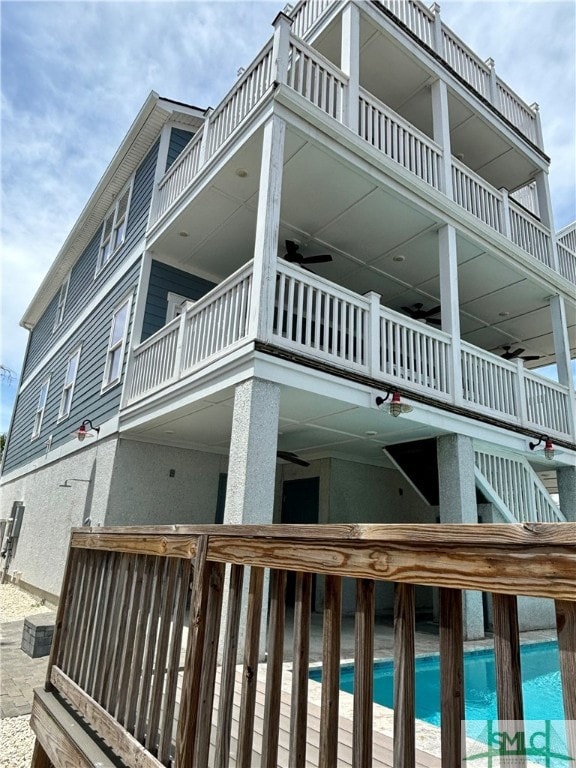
<box><xmin>309</xmin><ymin>641</ymin><xmax>564</xmax><ymax>726</ymax></box>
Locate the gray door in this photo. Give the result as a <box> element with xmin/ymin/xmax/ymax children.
<box><xmin>281</xmin><ymin>477</ymin><xmax>319</xmax><ymax>607</ymax></box>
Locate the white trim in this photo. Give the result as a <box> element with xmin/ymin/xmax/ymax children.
<box><xmin>19</xmin><ymin>245</ymin><xmax>144</xmax><ymax>394</ymax></box>
<box><xmin>101</xmin><ymin>295</ymin><xmax>133</xmax><ymax>392</ymax></box>
<box><xmin>30</xmin><ymin>377</ymin><xmax>50</xmax><ymax>440</ymax></box>
<box><xmin>52</xmin><ymin>273</ymin><xmax>70</xmax><ymax>331</ymax></box>
<box><xmin>95</xmin><ymin>179</ymin><xmax>134</xmax><ymax>277</ymax></box>
<box><xmin>166</xmin><ymin>291</ymin><xmax>195</xmax><ymax>323</ymax></box>
<box><xmin>57</xmin><ymin>346</ymin><xmax>82</xmax><ymax>421</ymax></box>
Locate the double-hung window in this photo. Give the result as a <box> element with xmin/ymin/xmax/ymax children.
<box><xmin>59</xmin><ymin>348</ymin><xmax>81</xmax><ymax>420</ymax></box>
<box><xmin>97</xmin><ymin>183</ymin><xmax>132</xmax><ymax>273</ymax></box>
<box><xmin>53</xmin><ymin>273</ymin><xmax>70</xmax><ymax>331</ymax></box>
<box><xmin>166</xmin><ymin>291</ymin><xmax>195</xmax><ymax>323</ymax></box>
<box><xmin>102</xmin><ymin>297</ymin><xmax>131</xmax><ymax>390</ymax></box>
<box><xmin>31</xmin><ymin>379</ymin><xmax>50</xmax><ymax>439</ymax></box>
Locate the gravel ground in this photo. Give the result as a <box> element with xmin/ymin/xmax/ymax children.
<box><xmin>1</xmin><ymin>584</ymin><xmax>58</xmax><ymax>768</ymax></box>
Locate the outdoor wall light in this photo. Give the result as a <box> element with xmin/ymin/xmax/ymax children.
<box><xmin>529</xmin><ymin>435</ymin><xmax>554</xmax><ymax>460</ymax></box>
<box><xmin>375</xmin><ymin>390</ymin><xmax>413</xmax><ymax>418</ymax></box>
<box><xmin>72</xmin><ymin>419</ymin><xmax>100</xmax><ymax>442</ymax></box>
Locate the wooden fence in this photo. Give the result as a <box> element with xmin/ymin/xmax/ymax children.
<box><xmin>31</xmin><ymin>523</ymin><xmax>576</xmax><ymax>767</ymax></box>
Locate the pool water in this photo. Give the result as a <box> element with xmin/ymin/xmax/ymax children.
<box><xmin>310</xmin><ymin>641</ymin><xmax>564</xmax><ymax>726</ymax></box>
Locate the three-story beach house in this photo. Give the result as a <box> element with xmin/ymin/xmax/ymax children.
<box><xmin>2</xmin><ymin>0</ymin><xmax>575</xmax><ymax>637</ymax></box>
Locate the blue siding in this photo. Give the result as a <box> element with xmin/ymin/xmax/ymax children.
<box><xmin>166</xmin><ymin>128</ymin><xmax>194</xmax><ymax>170</ymax></box>
<box><xmin>141</xmin><ymin>261</ymin><xmax>215</xmax><ymax>340</ymax></box>
<box><xmin>3</xmin><ymin>260</ymin><xmax>141</xmax><ymax>474</ymax></box>
<box><xmin>24</xmin><ymin>139</ymin><xmax>160</xmax><ymax>376</ymax></box>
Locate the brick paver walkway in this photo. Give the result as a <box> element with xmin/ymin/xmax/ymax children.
<box><xmin>0</xmin><ymin>620</ymin><xmax>49</xmax><ymax>718</ymax></box>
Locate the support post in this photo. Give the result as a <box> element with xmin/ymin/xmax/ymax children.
<box><xmin>198</xmin><ymin>107</ymin><xmax>213</xmax><ymax>168</ymax></box>
<box><xmin>248</xmin><ymin>116</ymin><xmax>286</xmax><ymax>342</ymax></box>
<box><xmin>486</xmin><ymin>58</ymin><xmax>498</xmax><ymax>107</ymax></box>
<box><xmin>499</xmin><ymin>187</ymin><xmax>512</xmax><ymax>238</ymax></box>
<box><xmin>272</xmin><ymin>12</ymin><xmax>292</xmax><ymax>85</ymax></box>
<box><xmin>534</xmin><ymin>169</ymin><xmax>559</xmax><ymax>270</ymax></box>
<box><xmin>341</xmin><ymin>2</ymin><xmax>360</xmax><ymax>132</ymax></box>
<box><xmin>557</xmin><ymin>467</ymin><xmax>576</xmax><ymax>522</ymax></box>
<box><xmin>437</xmin><ymin>434</ymin><xmax>484</xmax><ymax>640</ymax></box>
<box><xmin>431</xmin><ymin>78</ymin><xmax>453</xmax><ymax>198</ymax></box>
<box><xmin>438</xmin><ymin>224</ymin><xmax>462</xmax><ymax>405</ymax></box>
<box><xmin>549</xmin><ymin>294</ymin><xmax>576</xmax><ymax>440</ymax></box>
<box><xmin>430</xmin><ymin>3</ymin><xmax>443</xmax><ymax>55</ymax></box>
<box><xmin>365</xmin><ymin>291</ymin><xmax>382</xmax><ymax>377</ymax></box>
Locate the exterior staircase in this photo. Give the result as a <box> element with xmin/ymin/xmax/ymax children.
<box><xmin>384</xmin><ymin>440</ymin><xmax>566</xmax><ymax>523</ymax></box>
<box><xmin>474</xmin><ymin>448</ymin><xmax>566</xmax><ymax>523</ymax></box>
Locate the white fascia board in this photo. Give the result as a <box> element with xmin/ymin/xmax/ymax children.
<box><xmin>18</xmin><ymin>243</ymin><xmax>144</xmax><ymax>393</ymax></box>
<box><xmin>21</xmin><ymin>94</ymin><xmax>206</xmax><ymax>330</ymax></box>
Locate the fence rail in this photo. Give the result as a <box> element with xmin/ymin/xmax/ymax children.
<box><xmin>509</xmin><ymin>199</ymin><xmax>553</xmax><ymax>268</ymax></box>
<box><xmin>461</xmin><ymin>343</ymin><xmax>518</xmax><ymax>418</ymax></box>
<box><xmin>31</xmin><ymin>524</ymin><xmax>576</xmax><ymax>768</ymax></box>
<box><xmin>451</xmin><ymin>158</ymin><xmax>503</xmax><ymax>231</ymax></box>
<box><xmin>524</xmin><ymin>370</ymin><xmax>571</xmax><ymax>437</ymax></box>
<box><xmin>558</xmin><ymin>242</ymin><xmax>576</xmax><ymax>284</ymax></box>
<box><xmin>288</xmin><ymin>38</ymin><xmax>348</xmax><ymax>121</ymax></box>
<box><xmin>441</xmin><ymin>28</ymin><xmax>491</xmax><ymax>100</ymax></box>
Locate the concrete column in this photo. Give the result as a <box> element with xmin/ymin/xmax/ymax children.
<box><xmin>437</xmin><ymin>434</ymin><xmax>484</xmax><ymax>639</ymax></box>
<box><xmin>249</xmin><ymin>115</ymin><xmax>285</xmax><ymax>342</ymax></box>
<box><xmin>557</xmin><ymin>467</ymin><xmax>576</xmax><ymax>522</ymax></box>
<box><xmin>431</xmin><ymin>78</ymin><xmax>453</xmax><ymax>198</ymax></box>
<box><xmin>224</xmin><ymin>377</ymin><xmax>280</xmax><ymax>524</ymax></box>
<box><xmin>341</xmin><ymin>2</ymin><xmax>360</xmax><ymax>132</ymax></box>
<box><xmin>438</xmin><ymin>224</ymin><xmax>462</xmax><ymax>406</ymax></box>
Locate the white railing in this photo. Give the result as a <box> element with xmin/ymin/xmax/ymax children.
<box><xmin>207</xmin><ymin>41</ymin><xmax>274</xmax><ymax>157</ymax></box>
<box><xmin>155</xmin><ymin>129</ymin><xmax>204</xmax><ymax>222</ymax></box>
<box><xmin>379</xmin><ymin>308</ymin><xmax>452</xmax><ymax>398</ymax></box>
<box><xmin>474</xmin><ymin>450</ymin><xmax>565</xmax><ymax>524</ymax></box>
<box><xmin>273</xmin><ymin>262</ymin><xmax>368</xmax><ymax>371</ymax></box>
<box><xmin>181</xmin><ymin>264</ymin><xmax>252</xmax><ymax>372</ymax></box>
<box><xmin>510</xmin><ymin>182</ymin><xmax>539</xmax><ymax>218</ymax></box>
<box><xmin>451</xmin><ymin>158</ymin><xmax>503</xmax><ymax>231</ymax></box>
<box><xmin>509</xmin><ymin>200</ymin><xmax>553</xmax><ymax>268</ymax></box>
<box><xmin>441</xmin><ymin>28</ymin><xmax>491</xmax><ymax>100</ymax></box>
<box><xmin>496</xmin><ymin>79</ymin><xmax>538</xmax><ymax>144</ymax></box>
<box><xmin>287</xmin><ymin>38</ymin><xmax>348</xmax><ymax>121</ymax></box>
<box><xmin>558</xmin><ymin>223</ymin><xmax>576</xmax><ymax>253</ymax></box>
<box><xmin>378</xmin><ymin>0</ymin><xmax>435</xmax><ymax>48</ymax></box>
<box><xmin>524</xmin><ymin>371</ymin><xmax>571</xmax><ymax>437</ymax></box>
<box><xmin>359</xmin><ymin>89</ymin><xmax>442</xmax><ymax>190</ymax></box>
<box><xmin>127</xmin><ymin>264</ymin><xmax>253</xmax><ymax>403</ymax></box>
<box><xmin>129</xmin><ymin>319</ymin><xmax>181</xmax><ymax>401</ymax></box>
<box><xmin>558</xmin><ymin>242</ymin><xmax>576</xmax><ymax>284</ymax></box>
<box><xmin>461</xmin><ymin>343</ymin><xmax>518</xmax><ymax>418</ymax></box>
<box><xmin>290</xmin><ymin>0</ymin><xmax>334</xmax><ymax>39</ymax></box>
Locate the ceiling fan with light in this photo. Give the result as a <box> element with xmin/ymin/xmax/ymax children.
<box><xmin>277</xmin><ymin>450</ymin><xmax>310</xmax><ymax>467</ymax></box>
<box><xmin>282</xmin><ymin>240</ymin><xmax>333</xmax><ymax>266</ymax></box>
<box><xmin>401</xmin><ymin>303</ymin><xmax>442</xmax><ymax>326</ymax></box>
<box><xmin>500</xmin><ymin>345</ymin><xmax>541</xmax><ymax>362</ymax></box>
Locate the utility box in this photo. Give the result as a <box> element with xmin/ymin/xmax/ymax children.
<box><xmin>21</xmin><ymin>613</ymin><xmax>57</xmax><ymax>658</ymax></box>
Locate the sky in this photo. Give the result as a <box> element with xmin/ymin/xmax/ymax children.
<box><xmin>1</xmin><ymin>0</ymin><xmax>575</xmax><ymax>433</ymax></box>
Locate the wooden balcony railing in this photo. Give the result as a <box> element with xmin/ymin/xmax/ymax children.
<box><xmin>126</xmin><ymin>260</ymin><xmax>573</xmax><ymax>442</ymax></box>
<box><xmin>31</xmin><ymin>524</ymin><xmax>576</xmax><ymax>768</ymax></box>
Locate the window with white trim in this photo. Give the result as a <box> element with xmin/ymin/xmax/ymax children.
<box><xmin>102</xmin><ymin>297</ymin><xmax>131</xmax><ymax>390</ymax></box>
<box><xmin>58</xmin><ymin>348</ymin><xmax>81</xmax><ymax>420</ymax></box>
<box><xmin>53</xmin><ymin>273</ymin><xmax>70</xmax><ymax>331</ymax></box>
<box><xmin>96</xmin><ymin>183</ymin><xmax>132</xmax><ymax>273</ymax></box>
<box><xmin>31</xmin><ymin>378</ymin><xmax>50</xmax><ymax>439</ymax></box>
<box><xmin>166</xmin><ymin>291</ymin><xmax>195</xmax><ymax>323</ymax></box>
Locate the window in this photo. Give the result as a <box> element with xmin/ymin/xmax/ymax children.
<box><xmin>31</xmin><ymin>379</ymin><xmax>50</xmax><ymax>438</ymax></box>
<box><xmin>102</xmin><ymin>297</ymin><xmax>131</xmax><ymax>389</ymax></box>
<box><xmin>53</xmin><ymin>273</ymin><xmax>70</xmax><ymax>330</ymax></box>
<box><xmin>166</xmin><ymin>291</ymin><xmax>195</xmax><ymax>323</ymax></box>
<box><xmin>97</xmin><ymin>183</ymin><xmax>132</xmax><ymax>272</ymax></box>
<box><xmin>59</xmin><ymin>348</ymin><xmax>81</xmax><ymax>420</ymax></box>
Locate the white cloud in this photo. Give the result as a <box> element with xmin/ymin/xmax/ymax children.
<box><xmin>1</xmin><ymin>0</ymin><xmax>575</xmax><ymax>432</ymax></box>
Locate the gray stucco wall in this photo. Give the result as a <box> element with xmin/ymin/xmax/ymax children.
<box><xmin>104</xmin><ymin>439</ymin><xmax>228</xmax><ymax>526</ymax></box>
<box><xmin>0</xmin><ymin>438</ymin><xmax>119</xmax><ymax>597</ymax></box>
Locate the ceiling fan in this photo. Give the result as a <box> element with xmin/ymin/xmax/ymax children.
<box><xmin>277</xmin><ymin>450</ymin><xmax>310</xmax><ymax>467</ymax></box>
<box><xmin>500</xmin><ymin>345</ymin><xmax>541</xmax><ymax>362</ymax></box>
<box><xmin>283</xmin><ymin>240</ymin><xmax>333</xmax><ymax>266</ymax></box>
<box><xmin>401</xmin><ymin>303</ymin><xmax>442</xmax><ymax>326</ymax></box>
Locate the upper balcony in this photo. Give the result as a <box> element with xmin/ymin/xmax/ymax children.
<box><xmin>147</xmin><ymin>5</ymin><xmax>575</xmax><ymax>290</ymax></box>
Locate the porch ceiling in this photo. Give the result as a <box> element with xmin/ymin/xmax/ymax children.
<box><xmin>121</xmin><ymin>384</ymin><xmax>446</xmax><ymax>465</ymax></box>
<box><xmin>148</xmin><ymin>123</ymin><xmax>573</xmax><ymax>370</ymax></box>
